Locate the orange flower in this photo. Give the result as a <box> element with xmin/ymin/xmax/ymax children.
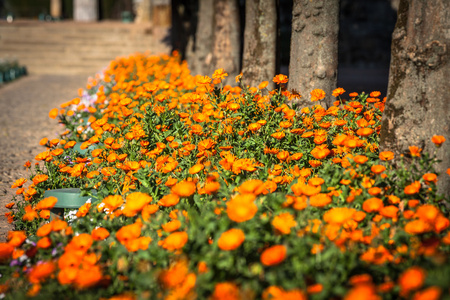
<box><xmin>212</xmin><ymin>282</ymin><xmax>240</xmax><ymax>300</ymax></box>
<box><xmin>11</xmin><ymin>178</ymin><xmax>27</xmax><ymax>188</ymax></box>
<box><xmin>189</xmin><ymin>164</ymin><xmax>204</xmax><ymax>175</ymax></box>
<box><xmin>37</xmin><ymin>237</ymin><xmax>52</xmax><ymax>249</ymax></box>
<box><xmin>309</xmin><ymin>193</ymin><xmax>332</xmax><ymax>208</ymax></box>
<box><xmin>28</xmin><ymin>261</ymin><xmax>56</xmax><ymax>284</ymax></box>
<box><xmin>431</xmin><ymin>135</ymin><xmax>445</xmax><ymax>146</ymax></box>
<box><xmin>272</xmin><ymin>74</ymin><xmax>288</xmax><ymax>84</ymax></box>
<box><xmin>171</xmin><ymin>180</ymin><xmax>196</xmax><ymax>198</ymax></box>
<box><xmin>204</xmin><ymin>181</ymin><xmax>221</xmax><ymax>194</ymax></box>
<box><xmin>0</xmin><ymin>243</ymin><xmax>14</xmax><ymax>262</ymax></box>
<box><xmin>362</xmin><ymin>198</ymin><xmax>384</xmax><ymax>213</ymax></box>
<box><xmin>68</xmin><ymin>233</ymin><xmax>93</xmax><ymax>252</ymax></box>
<box><xmin>332</xmin><ymin>87</ymin><xmax>346</xmax><ymax>97</ymax></box>
<box><xmin>412</xmin><ymin>286</ymin><xmax>442</xmax><ymax>300</ymax></box>
<box><xmin>238</xmin><ymin>179</ymin><xmax>264</xmax><ymax>195</ymax></box>
<box><xmin>116</xmin><ymin>223</ymin><xmax>141</xmax><ymax>245</ymax></box>
<box><xmin>272</xmin><ymin>213</ymin><xmax>297</xmax><ymax>234</ymax></box>
<box><xmin>323</xmin><ymin>207</ymin><xmax>356</xmax><ymax>225</ymax></box>
<box><xmin>49</xmin><ymin>108</ymin><xmax>59</xmax><ymax>119</ymax></box>
<box><xmin>161</xmin><ymin>231</ymin><xmax>188</xmax><ymax>251</ymax></box>
<box><xmin>379</xmin><ymin>151</ymin><xmax>394</xmax><ymax>161</ymax></box>
<box><xmin>398</xmin><ymin>267</ymin><xmax>425</xmax><ymax>295</ymax></box>
<box><xmin>32</xmin><ymin>174</ymin><xmax>49</xmax><ymax>185</ymax></box>
<box><xmin>261</xmin><ymin>245</ymin><xmax>287</xmax><ymax>266</ymax></box>
<box><xmin>22</xmin><ymin>205</ymin><xmax>38</xmax><ymax>222</ymax></box>
<box><xmin>226</xmin><ymin>194</ymin><xmax>258</xmax><ymax>223</ymax></box>
<box><xmin>409</xmin><ymin>146</ymin><xmax>422</xmax><ymax>157</ymax></box>
<box><xmin>74</xmin><ymin>265</ymin><xmax>102</xmax><ymax>289</ymax></box>
<box><xmin>356</xmin><ymin>128</ymin><xmax>374</xmax><ymax>137</ymax></box>
<box><xmin>371</xmin><ymin>165</ymin><xmax>386</xmax><ymax>174</ymax></box>
<box><xmin>7</xmin><ymin>231</ymin><xmax>26</xmax><ymax>247</ymax></box>
<box><xmin>353</xmin><ymin>155</ymin><xmax>368</xmax><ymax>164</ymax></box>
<box><xmin>162</xmin><ymin>220</ymin><xmax>182</xmax><ymax>233</ymax></box>
<box><xmin>122</xmin><ymin>192</ymin><xmax>152</xmax><ymax>217</ymax></box>
<box><xmin>422</xmin><ymin>173</ymin><xmax>437</xmax><ymax>183</ymax></box>
<box><xmin>310</xmin><ymin>89</ymin><xmax>326</xmax><ymax>102</ymax></box>
<box><xmin>404</xmin><ymin>181</ymin><xmax>421</xmax><ymax>195</ymax></box>
<box><xmin>158</xmin><ymin>193</ymin><xmax>180</xmax><ymax>207</ymax></box>
<box><xmin>271</xmin><ymin>131</ymin><xmax>285</xmax><ymax>140</ymax></box>
<box><xmin>35</xmin><ymin>196</ymin><xmax>58</xmax><ymax>210</ymax></box>
<box><xmin>218</xmin><ymin>228</ymin><xmax>245</xmax><ymax>251</ymax></box>
<box><xmin>258</xmin><ymin>81</ymin><xmax>269</xmax><ymax>89</ymax></box>
<box><xmin>100</xmin><ymin>195</ymin><xmax>123</xmax><ymax>213</ymax></box>
<box><xmin>91</xmin><ymin>227</ymin><xmax>110</xmax><ymax>241</ymax></box>
<box><xmin>212</xmin><ymin>68</ymin><xmax>228</xmax><ymax>80</ymax></box>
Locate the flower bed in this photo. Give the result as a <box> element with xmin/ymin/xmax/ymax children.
<box><xmin>1</xmin><ymin>52</ymin><xmax>449</xmax><ymax>299</ymax></box>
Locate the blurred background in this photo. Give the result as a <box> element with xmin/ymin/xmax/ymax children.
<box><xmin>0</xmin><ymin>0</ymin><xmax>398</xmax><ymax>94</ymax></box>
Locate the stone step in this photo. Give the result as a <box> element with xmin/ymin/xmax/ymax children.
<box><xmin>0</xmin><ymin>20</ymin><xmax>170</xmax><ymax>75</ymax></box>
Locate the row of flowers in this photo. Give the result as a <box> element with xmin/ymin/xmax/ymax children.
<box><xmin>1</xmin><ymin>52</ymin><xmax>449</xmax><ymax>299</ymax></box>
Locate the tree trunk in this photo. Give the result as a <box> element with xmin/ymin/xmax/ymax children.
<box><xmin>171</xmin><ymin>0</ymin><xmax>193</xmax><ymax>59</ymax></box>
<box><xmin>380</xmin><ymin>0</ymin><xmax>450</xmax><ymax>198</ymax></box>
<box><xmin>241</xmin><ymin>0</ymin><xmax>277</xmax><ymax>90</ymax></box>
<box><xmin>210</xmin><ymin>0</ymin><xmax>241</xmax><ymax>84</ymax></box>
<box><xmin>288</xmin><ymin>0</ymin><xmax>339</xmax><ymax>107</ymax></box>
<box><xmin>186</xmin><ymin>0</ymin><xmax>214</xmax><ymax>76</ymax></box>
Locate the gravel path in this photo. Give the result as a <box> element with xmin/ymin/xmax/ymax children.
<box><xmin>0</xmin><ymin>73</ymin><xmax>92</xmax><ymax>241</ymax></box>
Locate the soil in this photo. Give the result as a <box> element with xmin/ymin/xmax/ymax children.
<box><xmin>0</xmin><ymin>73</ymin><xmax>92</xmax><ymax>241</ymax></box>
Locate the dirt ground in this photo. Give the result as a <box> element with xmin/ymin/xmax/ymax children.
<box><xmin>0</xmin><ymin>73</ymin><xmax>92</xmax><ymax>241</ymax></box>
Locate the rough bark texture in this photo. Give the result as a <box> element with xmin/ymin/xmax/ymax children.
<box><xmin>380</xmin><ymin>0</ymin><xmax>450</xmax><ymax>198</ymax></box>
<box><xmin>288</xmin><ymin>0</ymin><xmax>339</xmax><ymax>108</ymax></box>
<box><xmin>186</xmin><ymin>0</ymin><xmax>214</xmax><ymax>76</ymax></box>
<box><xmin>241</xmin><ymin>0</ymin><xmax>277</xmax><ymax>90</ymax></box>
<box><xmin>210</xmin><ymin>0</ymin><xmax>241</xmax><ymax>84</ymax></box>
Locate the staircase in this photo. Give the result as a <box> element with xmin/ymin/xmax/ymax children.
<box><xmin>0</xmin><ymin>20</ymin><xmax>171</xmax><ymax>75</ymax></box>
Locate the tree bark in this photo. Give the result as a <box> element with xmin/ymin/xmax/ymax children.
<box><xmin>210</xmin><ymin>0</ymin><xmax>241</xmax><ymax>84</ymax></box>
<box><xmin>288</xmin><ymin>0</ymin><xmax>339</xmax><ymax>108</ymax></box>
<box><xmin>380</xmin><ymin>0</ymin><xmax>450</xmax><ymax>198</ymax></box>
<box><xmin>186</xmin><ymin>0</ymin><xmax>214</xmax><ymax>76</ymax></box>
<box><xmin>241</xmin><ymin>0</ymin><xmax>277</xmax><ymax>90</ymax></box>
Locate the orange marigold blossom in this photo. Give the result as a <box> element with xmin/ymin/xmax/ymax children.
<box><xmin>212</xmin><ymin>282</ymin><xmax>241</xmax><ymax>300</ymax></box>
<box><xmin>158</xmin><ymin>193</ymin><xmax>180</xmax><ymax>207</ymax></box>
<box><xmin>74</xmin><ymin>265</ymin><xmax>102</xmax><ymax>289</ymax></box>
<box><xmin>310</xmin><ymin>89</ymin><xmax>326</xmax><ymax>102</ymax></box>
<box><xmin>218</xmin><ymin>228</ymin><xmax>245</xmax><ymax>251</ymax></box>
<box><xmin>99</xmin><ymin>195</ymin><xmax>123</xmax><ymax>213</ymax></box>
<box><xmin>162</xmin><ymin>220</ymin><xmax>182</xmax><ymax>233</ymax></box>
<box><xmin>272</xmin><ymin>212</ymin><xmax>297</xmax><ymax>234</ymax></box>
<box><xmin>309</xmin><ymin>193</ymin><xmax>332</xmax><ymax>207</ymax></box>
<box><xmin>161</xmin><ymin>231</ymin><xmax>188</xmax><ymax>251</ymax></box>
<box><xmin>116</xmin><ymin>223</ymin><xmax>141</xmax><ymax>245</ymax></box>
<box><xmin>7</xmin><ymin>231</ymin><xmax>26</xmax><ymax>247</ymax></box>
<box><xmin>35</xmin><ymin>196</ymin><xmax>58</xmax><ymax>210</ymax></box>
<box><xmin>238</xmin><ymin>179</ymin><xmax>264</xmax><ymax>194</ymax></box>
<box><xmin>91</xmin><ymin>227</ymin><xmax>110</xmax><ymax>241</ymax></box>
<box><xmin>122</xmin><ymin>192</ymin><xmax>152</xmax><ymax>217</ymax></box>
<box><xmin>362</xmin><ymin>197</ymin><xmax>384</xmax><ymax>213</ymax></box>
<box><xmin>398</xmin><ymin>266</ymin><xmax>425</xmax><ymax>295</ymax></box>
<box><xmin>431</xmin><ymin>135</ymin><xmax>445</xmax><ymax>146</ymax></box>
<box><xmin>273</xmin><ymin>74</ymin><xmax>288</xmax><ymax>84</ymax></box>
<box><xmin>409</xmin><ymin>146</ymin><xmax>422</xmax><ymax>157</ymax></box>
<box><xmin>28</xmin><ymin>261</ymin><xmax>56</xmax><ymax>284</ymax></box>
<box><xmin>379</xmin><ymin>151</ymin><xmax>394</xmax><ymax>161</ymax></box>
<box><xmin>404</xmin><ymin>181</ymin><xmax>421</xmax><ymax>195</ymax></box>
<box><xmin>11</xmin><ymin>177</ymin><xmax>27</xmax><ymax>188</ymax></box>
<box><xmin>260</xmin><ymin>245</ymin><xmax>287</xmax><ymax>266</ymax></box>
<box><xmin>323</xmin><ymin>207</ymin><xmax>356</xmax><ymax>225</ymax></box>
<box><xmin>226</xmin><ymin>194</ymin><xmax>258</xmax><ymax>223</ymax></box>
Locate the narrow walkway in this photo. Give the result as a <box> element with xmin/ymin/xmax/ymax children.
<box><xmin>0</xmin><ymin>73</ymin><xmax>92</xmax><ymax>241</ymax></box>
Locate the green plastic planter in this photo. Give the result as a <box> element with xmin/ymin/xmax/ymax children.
<box><xmin>44</xmin><ymin>188</ymin><xmax>97</xmax><ymax>219</ymax></box>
